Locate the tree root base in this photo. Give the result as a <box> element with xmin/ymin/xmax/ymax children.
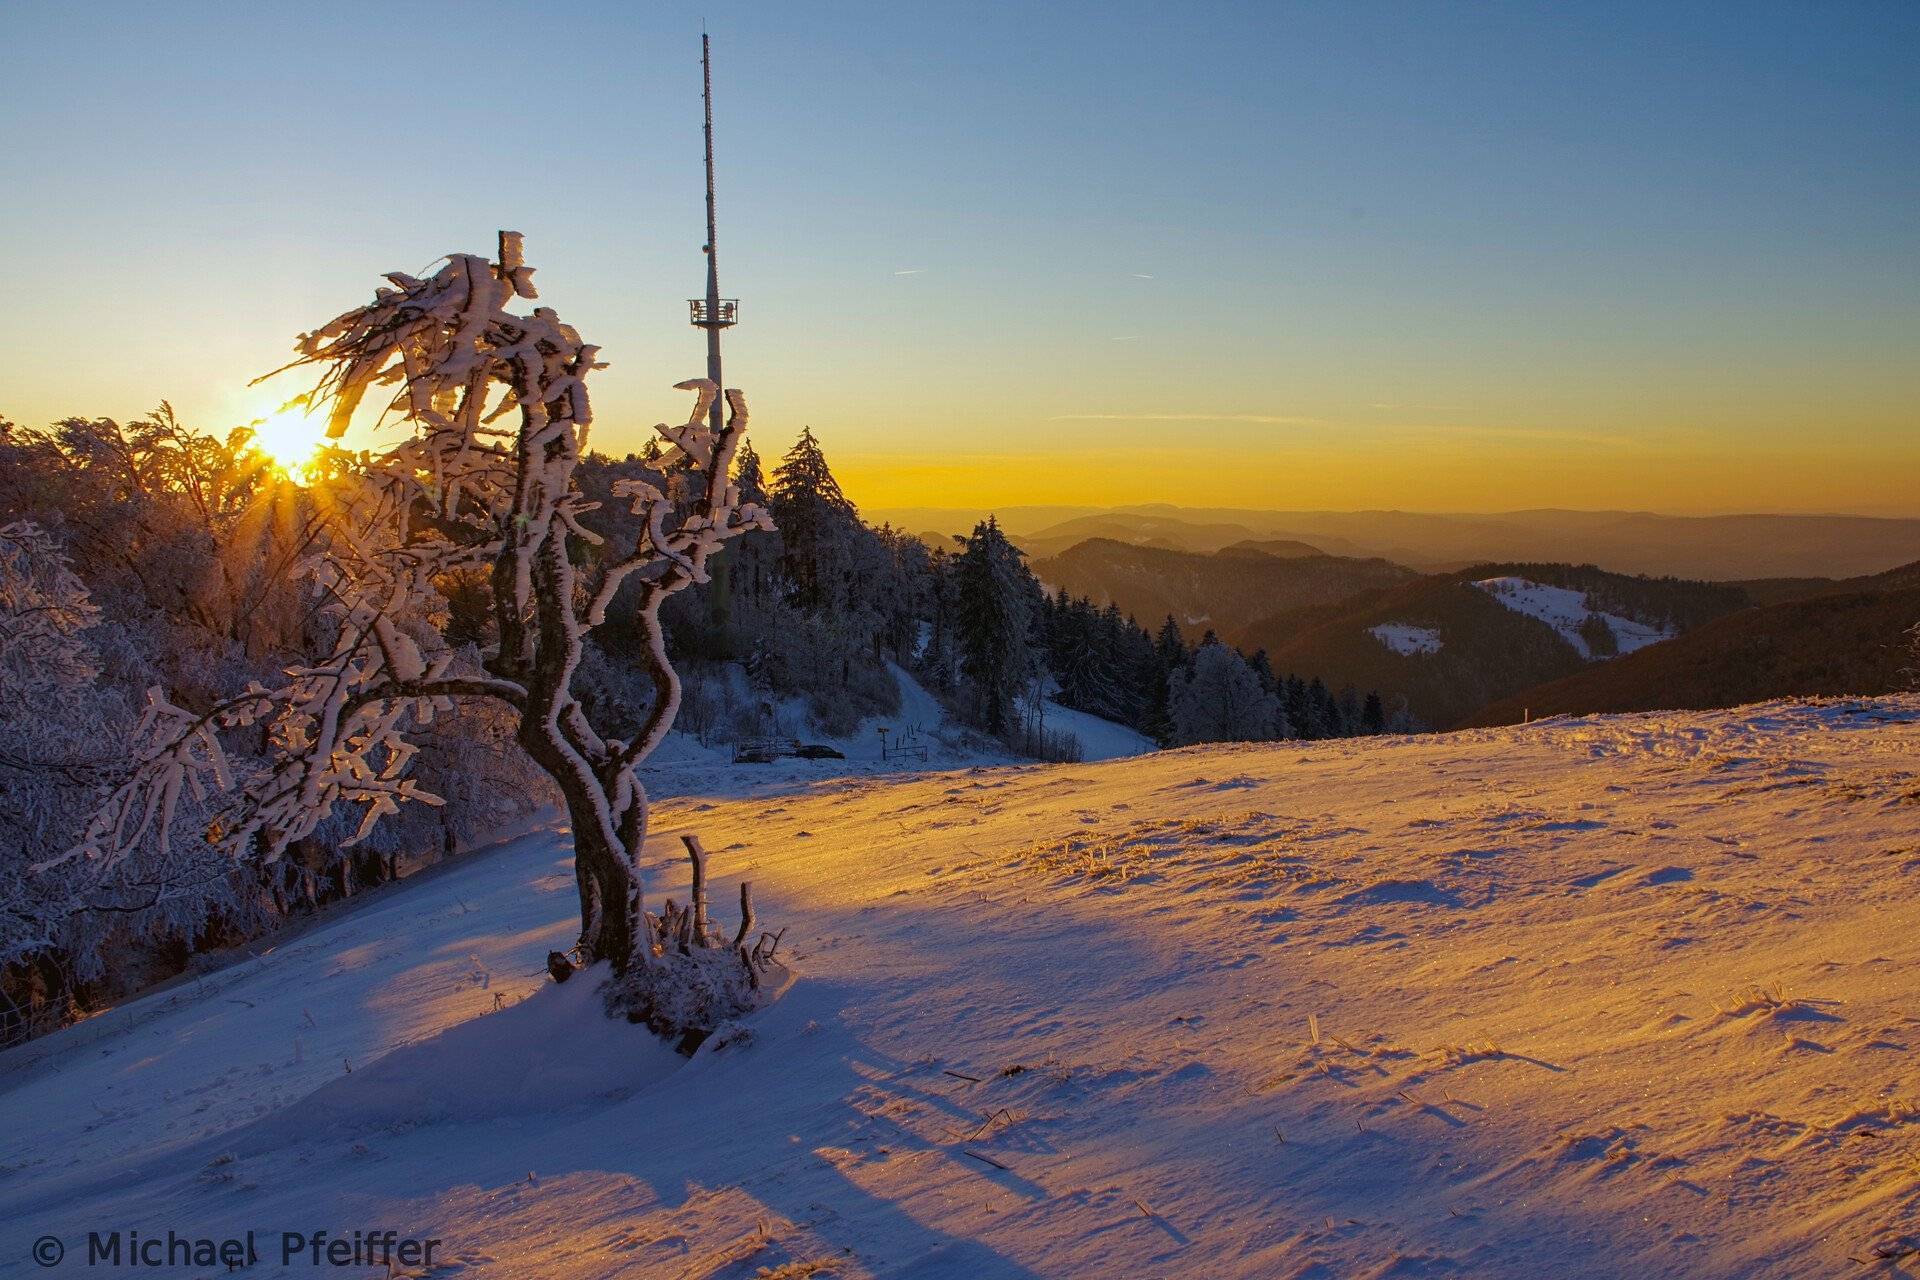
<box><xmin>595</xmin><ymin>835</ymin><xmax>788</xmax><ymax>1050</ymax></box>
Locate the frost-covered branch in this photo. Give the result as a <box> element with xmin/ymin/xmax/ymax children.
<box><xmin>0</xmin><ymin>522</ymin><xmax>102</xmax><ymax>698</ymax></box>
<box><xmin>62</xmin><ymin>235</ymin><xmax>774</xmax><ymax>997</ymax></box>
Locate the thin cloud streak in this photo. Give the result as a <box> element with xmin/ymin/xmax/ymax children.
<box><xmin>1046</xmin><ymin>415</ymin><xmax>1642</xmax><ymax>448</ymax></box>
<box><xmin>1050</xmin><ymin>412</ymin><xmax>1324</xmax><ymax>426</ymax></box>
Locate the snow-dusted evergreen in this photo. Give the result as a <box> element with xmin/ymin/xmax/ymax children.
<box><xmin>952</xmin><ymin>517</ymin><xmax>1044</xmax><ymax>736</ymax></box>
<box><xmin>1167</xmin><ymin>638</ymin><xmax>1287</xmax><ymax>744</ymax></box>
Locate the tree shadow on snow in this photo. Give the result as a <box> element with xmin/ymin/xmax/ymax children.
<box><xmin>241</xmin><ymin>901</ymin><xmax>1108</xmax><ymax>1277</ymax></box>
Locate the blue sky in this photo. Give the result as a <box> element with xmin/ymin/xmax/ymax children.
<box><xmin>3</xmin><ymin>1</ymin><xmax>1916</xmax><ymax>511</ymax></box>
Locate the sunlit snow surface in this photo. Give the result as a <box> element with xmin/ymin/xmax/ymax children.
<box><xmin>1473</xmin><ymin>575</ymin><xmax>1673</xmax><ymax>658</ymax></box>
<box><xmin>5</xmin><ymin>698</ymin><xmax>1919</xmax><ymax>1279</ymax></box>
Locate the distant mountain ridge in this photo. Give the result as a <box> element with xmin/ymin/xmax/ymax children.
<box><xmin>869</xmin><ymin>505</ymin><xmax>1920</xmax><ymax>580</ymax></box>
<box><xmin>1029</xmin><ymin>538</ymin><xmax>1417</xmax><ymax>639</ymax></box>
<box><xmin>1218</xmin><ymin>539</ymin><xmax>1326</xmax><ymax>559</ymax></box>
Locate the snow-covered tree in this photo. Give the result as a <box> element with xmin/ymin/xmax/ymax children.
<box><xmin>0</xmin><ymin>522</ymin><xmax>109</xmax><ymax>996</ymax></box>
<box><xmin>48</xmin><ymin>236</ymin><xmax>774</xmax><ymax>1032</ymax></box>
<box><xmin>0</xmin><ymin>517</ymin><xmax>283</xmax><ymax>1040</ymax></box>
<box><xmin>721</xmin><ymin>440</ymin><xmax>780</xmax><ymax>612</ymax></box>
<box><xmin>1168</xmin><ymin>641</ymin><xmax>1281</xmax><ymax>745</ymax></box>
<box><xmin>0</xmin><ymin>521</ymin><xmax>102</xmax><ymax>696</ymax></box>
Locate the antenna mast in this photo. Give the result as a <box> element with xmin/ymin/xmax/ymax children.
<box><xmin>689</xmin><ymin>32</ymin><xmax>736</xmax><ymax>434</ymax></box>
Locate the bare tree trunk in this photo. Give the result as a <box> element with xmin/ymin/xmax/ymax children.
<box><xmin>517</xmin><ymin>720</ymin><xmax>640</xmax><ymax>973</ymax></box>
<box><xmin>512</xmin><ymin>507</ymin><xmax>645</xmax><ymax>973</ymax></box>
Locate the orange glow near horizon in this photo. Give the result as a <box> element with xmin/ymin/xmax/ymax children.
<box><xmin>819</xmin><ymin>437</ymin><xmax>1920</xmax><ymax>518</ymax></box>
<box><xmin>242</xmin><ymin>406</ymin><xmax>331</xmax><ymax>484</ymax></box>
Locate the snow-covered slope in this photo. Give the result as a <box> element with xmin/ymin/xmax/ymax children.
<box><xmin>648</xmin><ymin>662</ymin><xmax>1007</xmax><ymax>783</ymax></box>
<box><xmin>1042</xmin><ymin>699</ymin><xmax>1157</xmax><ymax>761</ymax></box>
<box><xmin>1474</xmin><ymin>575</ymin><xmax>1672</xmax><ymax>658</ymax></box>
<box><xmin>1369</xmin><ymin>622</ymin><xmax>1443</xmax><ymax>656</ymax></box>
<box><xmin>5</xmin><ymin>698</ymin><xmax>1919</xmax><ymax>1278</ymax></box>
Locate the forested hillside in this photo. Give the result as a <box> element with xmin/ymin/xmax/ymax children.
<box><xmin>1464</xmin><ymin>564</ymin><xmax>1920</xmax><ymax>726</ymax></box>
<box><xmin>1235</xmin><ymin>563</ymin><xmax>1750</xmax><ymax>729</ymax></box>
<box><xmin>1029</xmin><ymin>537</ymin><xmax>1416</xmax><ymax>639</ymax></box>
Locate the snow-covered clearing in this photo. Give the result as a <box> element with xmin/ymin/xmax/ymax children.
<box><xmin>1369</xmin><ymin>622</ymin><xmax>1444</xmax><ymax>656</ymax></box>
<box><xmin>1042</xmin><ymin>700</ymin><xmax>1156</xmax><ymax>761</ymax></box>
<box><xmin>5</xmin><ymin>698</ymin><xmax>1920</xmax><ymax>1278</ymax></box>
<box><xmin>1474</xmin><ymin>576</ymin><xmax>1672</xmax><ymax>658</ymax></box>
<box><xmin>654</xmin><ymin>663</ymin><xmax>1007</xmax><ymax>776</ymax></box>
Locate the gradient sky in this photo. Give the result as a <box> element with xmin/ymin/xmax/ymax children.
<box><xmin>3</xmin><ymin>1</ymin><xmax>1916</xmax><ymax>514</ymax></box>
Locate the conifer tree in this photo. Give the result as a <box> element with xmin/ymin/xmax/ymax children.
<box><xmin>722</xmin><ymin>439</ymin><xmax>779</xmax><ymax>610</ymax></box>
<box><xmin>953</xmin><ymin>516</ymin><xmax>1040</xmax><ymax>735</ymax></box>
<box><xmin>1337</xmin><ymin>685</ymin><xmax>1364</xmax><ymax>736</ymax></box>
<box><xmin>1155</xmin><ymin>615</ymin><xmax>1186</xmax><ymax>667</ymax></box>
<box><xmin>1093</xmin><ymin>601</ymin><xmax>1140</xmax><ymax>724</ymax></box>
<box><xmin>1305</xmin><ymin>676</ymin><xmax>1337</xmax><ymax>739</ymax></box>
<box><xmin>769</xmin><ymin>427</ymin><xmax>860</xmax><ymax>611</ymax></box>
<box><xmin>1247</xmin><ymin>647</ymin><xmax>1276</xmax><ymax>694</ymax></box>
<box><xmin>1145</xmin><ymin>614</ymin><xmax>1188</xmax><ymax>743</ymax></box>
<box><xmin>734</xmin><ymin>439</ymin><xmax>766</xmax><ymax>502</ymax></box>
<box><xmin>1283</xmin><ymin>674</ymin><xmax>1311</xmax><ymax>739</ymax></box>
<box><xmin>920</xmin><ymin>542</ymin><xmax>960</xmax><ymax>690</ymax></box>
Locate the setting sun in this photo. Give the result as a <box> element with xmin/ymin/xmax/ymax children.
<box><xmin>245</xmin><ymin>406</ymin><xmax>328</xmax><ymax>479</ymax></box>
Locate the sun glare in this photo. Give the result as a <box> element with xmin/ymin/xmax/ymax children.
<box><xmin>247</xmin><ymin>408</ymin><xmax>329</xmax><ymax>480</ymax></box>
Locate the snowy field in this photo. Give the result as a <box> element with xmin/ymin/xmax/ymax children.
<box><xmin>1370</xmin><ymin>623</ymin><xmax>1444</xmax><ymax>656</ymax></box>
<box><xmin>4</xmin><ymin>698</ymin><xmax>1920</xmax><ymax>1278</ymax></box>
<box><xmin>1473</xmin><ymin>576</ymin><xmax>1673</xmax><ymax>658</ymax></box>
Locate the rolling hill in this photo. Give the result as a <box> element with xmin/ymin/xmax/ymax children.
<box><xmin>1029</xmin><ymin>537</ymin><xmax>1417</xmax><ymax>636</ymax></box>
<box><xmin>873</xmin><ymin>505</ymin><xmax>1920</xmax><ymax>580</ymax></box>
<box><xmin>1234</xmin><ymin>563</ymin><xmax>1750</xmax><ymax>728</ymax></box>
<box><xmin>1462</xmin><ymin>564</ymin><xmax>1920</xmax><ymax>727</ymax></box>
<box><xmin>1217</xmin><ymin>538</ymin><xmax>1327</xmax><ymax>559</ymax></box>
<box><xmin>1008</xmin><ymin>514</ymin><xmax>1278</xmax><ymax>563</ymax></box>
